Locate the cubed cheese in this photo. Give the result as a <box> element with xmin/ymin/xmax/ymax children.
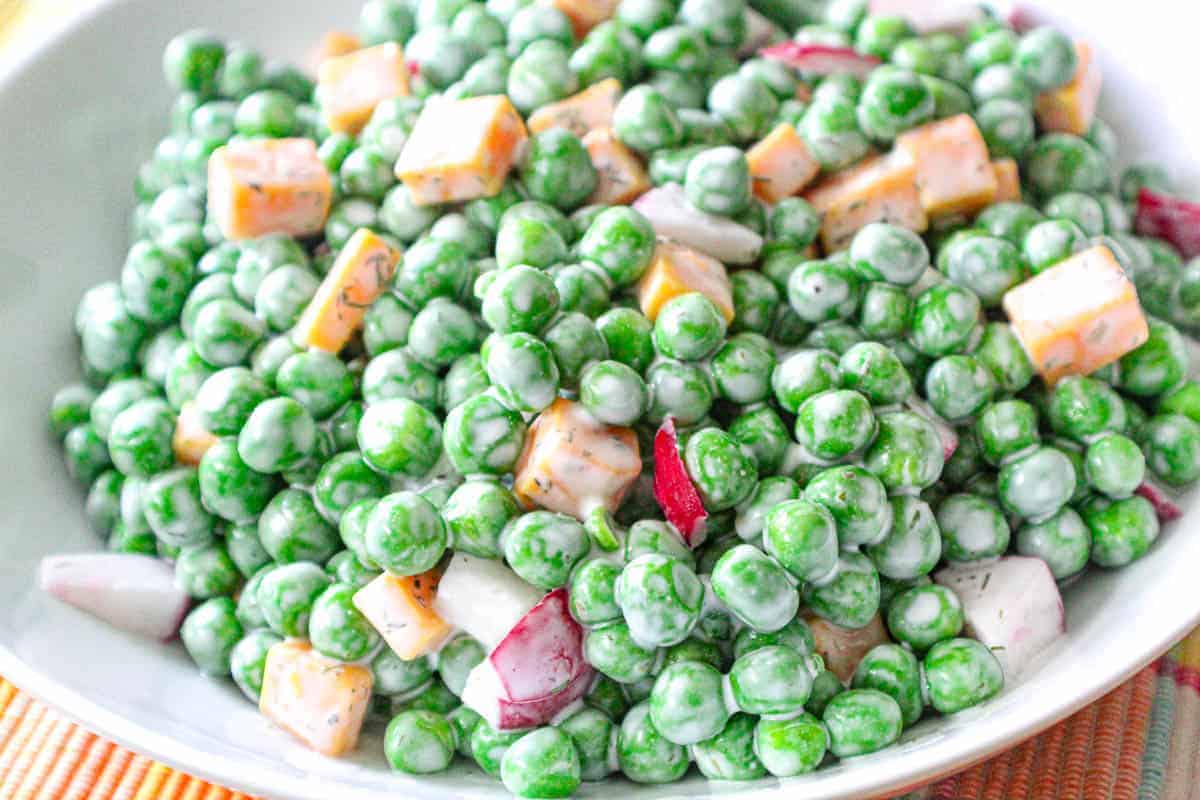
<box><xmin>539</xmin><ymin>0</ymin><xmax>619</xmax><ymax>38</ymax></box>
<box><xmin>172</xmin><ymin>402</ymin><xmax>217</xmax><ymax>466</ymax></box>
<box><xmin>353</xmin><ymin>570</ymin><xmax>454</xmax><ymax>660</ymax></box>
<box><xmin>746</xmin><ymin>123</ymin><xmax>821</xmax><ymax>203</ymax></box>
<box><xmin>803</xmin><ymin>151</ymin><xmax>928</xmax><ymax>251</ymax></box>
<box><xmin>1035</xmin><ymin>42</ymin><xmax>1102</xmax><ymax>136</ymax></box>
<box><xmin>636</xmin><ymin>239</ymin><xmax>735</xmax><ymax>322</ymax></box>
<box><xmin>207</xmin><ymin>138</ymin><xmax>333</xmax><ymax>241</ymax></box>
<box><xmin>527</xmin><ymin>78</ymin><xmax>622</xmax><ymax>138</ymax></box>
<box><xmin>805</xmin><ymin>613</ymin><xmax>890</xmax><ymax>683</ymax></box>
<box><xmin>513</xmin><ymin>398</ymin><xmax>641</xmax><ymax>520</ymax></box>
<box><xmin>583</xmin><ymin>128</ymin><xmax>650</xmax><ymax>205</ymax></box>
<box><xmin>895</xmin><ymin>114</ymin><xmax>998</xmax><ymax>219</ymax></box>
<box><xmin>394</xmin><ymin>94</ymin><xmax>529</xmax><ymax>206</ymax></box>
<box><xmin>991</xmin><ymin>158</ymin><xmax>1021</xmax><ymax>204</ymax></box>
<box><xmin>316</xmin><ymin>43</ymin><xmax>410</xmax><ymax>135</ymax></box>
<box><xmin>293</xmin><ymin>228</ymin><xmax>401</xmax><ymax>353</ymax></box>
<box><xmin>1003</xmin><ymin>245</ymin><xmax>1150</xmax><ymax>384</ymax></box>
<box><xmin>312</xmin><ymin>30</ymin><xmax>361</xmax><ymax>70</ymax></box>
<box><xmin>259</xmin><ymin>641</ymin><xmax>373</xmax><ymax>757</ymax></box>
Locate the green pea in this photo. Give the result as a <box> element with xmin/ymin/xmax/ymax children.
<box><xmin>975</xmin><ymin>399</ymin><xmax>1040</xmax><ymax>467</ymax></box>
<box><xmin>887</xmin><ymin>583</ymin><xmax>964</xmax><ymax>651</ymax></box>
<box><xmin>361</xmin><ymin>349</ymin><xmax>442</xmax><ymax>410</ymax></box>
<box><xmin>908</xmin><ymin>283</ymin><xmax>981</xmax><ymax>357</ymax></box>
<box><xmin>708</xmin><ymin>72</ymin><xmax>779</xmax><ymax>143</ymax></box>
<box><xmin>648</xmin><ymin>660</ymin><xmax>729</xmax><ymax>745</ymax></box>
<box><xmin>865</xmin><ymin>410</ymin><xmax>945</xmax><ymax>492</ymax></box>
<box><xmin>857</xmin><ymin>67</ymin><xmax>934</xmax><ymax>141</ymax></box>
<box><xmin>180</xmin><ymin>597</ymin><xmax>242</xmax><ymax>677</ymax></box>
<box><xmin>799</xmin><ymin>93</ymin><xmax>870</xmax><ymax>171</ymax></box>
<box><xmin>998</xmin><ymin>445</ymin><xmax>1077</xmax><ymax>521</ymax></box>
<box><xmin>684</xmin><ymin>427</ymin><xmax>757</xmax><ymax>511</ymax></box>
<box><xmin>1120</xmin><ymin>318</ymin><xmax>1189</xmax><ymax>398</ymax></box>
<box><xmin>937</xmin><ymin>492</ymin><xmax>1011</xmax><ymax>563</ymax></box>
<box><xmin>237</xmin><ymin>397</ymin><xmax>315</xmax><ymax>474</ymax></box>
<box><xmin>753</xmin><ymin>714</ymin><xmax>829</xmax><ymax>777</ymax></box>
<box><xmin>849</xmin><ymin>222</ymin><xmax>930</xmax><ymax>287</ymax></box>
<box><xmin>862</xmin><ymin>494</ymin><xmax>940</xmax><ymax>580</ymax></box>
<box><xmin>1141</xmin><ymin>413</ymin><xmax>1200</xmax><ymax>487</ymax></box>
<box><xmin>442</xmin><ymin>393</ymin><xmax>527</xmax><ymax>475</ymax></box>
<box><xmin>311</xmin><ymin>451</ymin><xmax>388</xmax><ymax>524</ymax></box>
<box><xmin>440</xmin><ymin>479</ymin><xmax>518</xmax><ymax>559</ymax></box>
<box><xmin>1013</xmin><ymin>26</ymin><xmax>1077</xmax><ymax>90</ymax></box>
<box><xmin>89</xmin><ymin>378</ymin><xmax>157</xmax><ymax>441</ymax></box>
<box><xmin>162</xmin><ymin>29</ymin><xmax>225</xmax><ymax>94</ymax></box>
<box><xmin>229</xmin><ymin>629</ymin><xmax>282</xmax><ymax>702</ymax></box>
<box><xmin>1025</xmin><ymin>133</ymin><xmax>1111</xmax><ymax>198</ymax></box>
<box><xmin>357</xmin><ymin>398</ymin><xmax>443</xmax><ymax>478</ymax></box>
<box><xmin>711</xmin><ymin>544</ymin><xmax>799</xmax><ymax>633</ymax></box>
<box><xmin>692</xmin><ymin>712</ymin><xmax>766</xmax><ymax>781</ymax></box>
<box><xmin>838</xmin><ymin>342</ymin><xmax>913</xmax><ymax>406</ymax></box>
<box><xmin>803</xmin><ymin>551</ymin><xmax>881</xmax><ymax>629</ymax></box>
<box><xmin>365</xmin><ymin>491</ymin><xmax>448</xmax><ymax>576</ymax></box>
<box><xmin>106</xmin><ymin>398</ymin><xmax>175</xmax><ymax>478</ymax></box>
<box><xmin>624</xmin><ymin>520</ymin><xmax>696</xmax><ymax>569</ymax></box>
<box><xmin>85</xmin><ymin>470</ymin><xmax>124</xmax><ymax>536</ymax></box>
<box><xmin>585</xmin><ymin>622</ymin><xmax>659</xmax><ymax>684</ymax></box>
<box><xmin>520</xmin><ymin>129</ymin><xmax>598</xmax><ymax>211</ymax></box>
<box><xmin>191</xmin><ymin>298</ymin><xmax>265</xmax><ymax>368</ymax></box>
<box><xmin>120</xmin><ymin>241</ymin><xmax>194</xmax><ymax>327</ymax></box>
<box><xmin>306</xmin><ymin>581</ymin><xmax>380</xmax><ymax>662</ymax></box>
<box><xmin>923</xmin><ymin>637</ymin><xmax>1004</xmax><ymax>713</ymax></box>
<box><xmin>258</xmin><ymin>488</ymin><xmax>340</xmax><ymax>564</ymax></box>
<box><xmin>503</xmin><ymin>511</ymin><xmax>589</xmax><ymax>590</ymax></box>
<box><xmin>1047</xmin><ymin>376</ymin><xmax>1126</xmax><ymax>442</ymax></box>
<box><xmin>579</xmin><ymin>360</ymin><xmax>649</xmax><ymax>426</ymax></box>
<box><xmin>174</xmin><ymin>542</ymin><xmax>240</xmax><ymax>599</ymax></box>
<box><xmin>615</xmin><ymin>554</ymin><xmax>704</xmax><ymax>648</ymax></box>
<box><xmin>822</xmin><ymin>688</ymin><xmax>903</xmax><ymax>757</ymax></box>
<box><xmin>617</xmin><ymin>702</ymin><xmax>690</xmax><ymax>784</ymax></box>
<box><xmin>542</xmin><ymin>312</ymin><xmax>607</xmax><ymax>388</ymax></box>
<box><xmin>385</xmin><ymin>710</ymin><xmax>455</xmax><ymax>775</ymax></box>
<box><xmin>1017</xmin><ymin>506</ymin><xmax>1092</xmax><ymax>578</ymax></box>
<box><xmin>1084</xmin><ymin>433</ymin><xmax>1146</xmax><ymax>498</ymax></box>
<box><xmin>193</xmin><ymin>367</ymin><xmax>270</xmax><ymax>436</ymax></box>
<box><xmin>141</xmin><ymin>327</ymin><xmax>187</xmax><ymax>388</ymax></box>
<box><xmin>772</xmin><ymin>349</ymin><xmax>840</xmax><ymax>413</ymax></box>
<box><xmin>728</xmin><ymin>404</ymin><xmax>791</xmax><ymax>477</ymax></box>
<box><xmin>974</xmin><ymin>322</ymin><xmax>1035</xmax><ymax>394</ymax></box>
<box><xmin>924</xmin><ymin>355</ymin><xmax>996</xmax><ymax>422</ymax></box>
<box><xmin>804</xmin><ymin>465</ymin><xmax>892</xmax><ymax>548</ymax></box>
<box><xmin>470</xmin><ymin>720</ymin><xmax>525</xmax><ymax>777</ymax></box>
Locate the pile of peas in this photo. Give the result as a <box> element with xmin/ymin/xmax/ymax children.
<box><xmin>46</xmin><ymin>0</ymin><xmax>1200</xmax><ymax>796</ymax></box>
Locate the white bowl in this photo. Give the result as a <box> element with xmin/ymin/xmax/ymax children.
<box><xmin>0</xmin><ymin>1</ymin><xmax>1197</xmax><ymax>798</ymax></box>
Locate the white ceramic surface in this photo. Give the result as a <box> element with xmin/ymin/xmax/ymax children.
<box><xmin>0</xmin><ymin>1</ymin><xmax>1197</xmax><ymax>798</ymax></box>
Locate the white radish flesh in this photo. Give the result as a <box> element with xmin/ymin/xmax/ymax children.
<box><xmin>39</xmin><ymin>553</ymin><xmax>190</xmax><ymax>641</ymax></box>
<box><xmin>433</xmin><ymin>552</ymin><xmax>543</xmax><ymax>651</ymax></box>
<box><xmin>935</xmin><ymin>556</ymin><xmax>1066</xmax><ymax>679</ymax></box>
<box><xmin>867</xmin><ymin>0</ymin><xmax>984</xmax><ymax>33</ymax></box>
<box><xmin>462</xmin><ymin>659</ymin><xmax>594</xmax><ymax>731</ymax></box>
<box><xmin>632</xmin><ymin>184</ymin><xmax>764</xmax><ymax>266</ymax></box>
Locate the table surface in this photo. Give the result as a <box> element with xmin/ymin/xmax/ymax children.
<box><xmin>1</xmin><ymin>2</ymin><xmax>1198</xmax><ymax>799</ymax></box>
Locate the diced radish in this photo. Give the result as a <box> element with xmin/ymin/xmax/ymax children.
<box><xmin>759</xmin><ymin>42</ymin><xmax>881</xmax><ymax>79</ymax></box>
<box><xmin>904</xmin><ymin>396</ymin><xmax>959</xmax><ymax>460</ymax></box>
<box><xmin>738</xmin><ymin>8</ymin><xmax>781</xmax><ymax>58</ymax></box>
<box><xmin>653</xmin><ymin>418</ymin><xmax>708</xmax><ymax>547</ymax></box>
<box><xmin>39</xmin><ymin>553</ymin><xmax>190</xmax><ymax>641</ymax></box>
<box><xmin>632</xmin><ymin>184</ymin><xmax>763</xmax><ymax>265</ymax></box>
<box><xmin>1136</xmin><ymin>480</ymin><xmax>1183</xmax><ymax>522</ymax></box>
<box><xmin>461</xmin><ymin>588</ymin><xmax>594</xmax><ymax>730</ymax></box>
<box><xmin>867</xmin><ymin>0</ymin><xmax>984</xmax><ymax>33</ymax></box>
<box><xmin>805</xmin><ymin>613</ymin><xmax>890</xmax><ymax>683</ymax></box>
<box><xmin>1135</xmin><ymin>188</ymin><xmax>1200</xmax><ymax>259</ymax></box>
<box><xmin>433</xmin><ymin>553</ymin><xmax>543</xmax><ymax>651</ymax></box>
<box><xmin>935</xmin><ymin>556</ymin><xmax>1066</xmax><ymax>678</ymax></box>
<box><xmin>462</xmin><ymin>658</ymin><xmax>594</xmax><ymax>731</ymax></box>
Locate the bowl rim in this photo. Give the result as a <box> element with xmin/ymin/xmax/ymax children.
<box><xmin>1</xmin><ymin>2</ymin><xmax>1198</xmax><ymax>799</ymax></box>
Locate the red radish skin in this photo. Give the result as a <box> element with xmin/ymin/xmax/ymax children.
<box><xmin>465</xmin><ymin>661</ymin><xmax>594</xmax><ymax>730</ymax></box>
<box><xmin>653</xmin><ymin>418</ymin><xmax>708</xmax><ymax>547</ymax></box>
<box><xmin>1136</xmin><ymin>481</ymin><xmax>1183</xmax><ymax>522</ymax></box>
<box><xmin>759</xmin><ymin>42</ymin><xmax>881</xmax><ymax>79</ymax></box>
<box><xmin>489</xmin><ymin>588</ymin><xmax>589</xmax><ymax>703</ymax></box>
<box><xmin>1135</xmin><ymin>188</ymin><xmax>1200</xmax><ymax>259</ymax></box>
<box><xmin>39</xmin><ymin>553</ymin><xmax>191</xmax><ymax>642</ymax></box>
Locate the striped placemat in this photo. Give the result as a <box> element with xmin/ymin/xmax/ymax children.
<box><xmin>2</xmin><ymin>634</ymin><xmax>1198</xmax><ymax>799</ymax></box>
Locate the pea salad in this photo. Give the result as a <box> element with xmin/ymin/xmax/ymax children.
<box><xmin>41</xmin><ymin>0</ymin><xmax>1200</xmax><ymax>797</ymax></box>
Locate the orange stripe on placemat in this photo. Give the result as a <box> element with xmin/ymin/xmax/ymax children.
<box><xmin>14</xmin><ymin>716</ymin><xmax>75</xmax><ymax>799</ymax></box>
<box><xmin>979</xmin><ymin>745</ymin><xmax>1015</xmax><ymax>800</ymax></box>
<box><xmin>85</xmin><ymin>745</ymin><xmax>133</xmax><ymax>800</ymax></box>
<box><xmin>0</xmin><ymin>681</ymin><xmax>17</xmax><ymax>716</ymax></box>
<box><xmin>36</xmin><ymin>724</ymin><xmax>96</xmax><ymax>800</ymax></box>
<box><xmin>110</xmin><ymin>753</ymin><xmax>152</xmax><ymax>800</ymax></box>
<box><xmin>998</xmin><ymin>736</ymin><xmax>1040</xmax><ymax>800</ymax></box>
<box><xmin>1113</xmin><ymin>666</ymin><xmax>1156</xmax><ymax>800</ymax></box>
<box><xmin>134</xmin><ymin>761</ymin><xmax>174</xmax><ymax>800</ymax></box>
<box><xmin>0</xmin><ymin>701</ymin><xmax>49</xmax><ymax>791</ymax></box>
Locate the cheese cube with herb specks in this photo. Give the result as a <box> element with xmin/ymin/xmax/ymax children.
<box><xmin>395</xmin><ymin>95</ymin><xmax>529</xmax><ymax>206</ymax></box>
<box><xmin>353</xmin><ymin>570</ymin><xmax>454</xmax><ymax>660</ymax></box>
<box><xmin>207</xmin><ymin>138</ymin><xmax>332</xmax><ymax>241</ymax></box>
<box><xmin>513</xmin><ymin>398</ymin><xmax>641</xmax><ymax>520</ymax></box>
<box><xmin>991</xmin><ymin>158</ymin><xmax>1021</xmax><ymax>203</ymax></box>
<box><xmin>172</xmin><ymin>402</ymin><xmax>217</xmax><ymax>466</ymax></box>
<box><xmin>259</xmin><ymin>641</ymin><xmax>373</xmax><ymax>757</ymax></box>
<box><xmin>746</xmin><ymin>123</ymin><xmax>820</xmax><ymax>203</ymax></box>
<box><xmin>896</xmin><ymin>114</ymin><xmax>998</xmax><ymax>218</ymax></box>
<box><xmin>583</xmin><ymin>128</ymin><xmax>650</xmax><ymax>205</ymax></box>
<box><xmin>1035</xmin><ymin>42</ymin><xmax>1102</xmax><ymax>136</ymax></box>
<box><xmin>316</xmin><ymin>43</ymin><xmax>410</xmax><ymax>134</ymax></box>
<box><xmin>1003</xmin><ymin>245</ymin><xmax>1149</xmax><ymax>384</ymax></box>
<box><xmin>803</xmin><ymin>151</ymin><xmax>928</xmax><ymax>251</ymax></box>
<box><xmin>636</xmin><ymin>239</ymin><xmax>735</xmax><ymax>322</ymax></box>
<box><xmin>528</xmin><ymin>79</ymin><xmax>622</xmax><ymax>138</ymax></box>
<box><xmin>293</xmin><ymin>228</ymin><xmax>401</xmax><ymax>354</ymax></box>
<box><xmin>539</xmin><ymin>0</ymin><xmax>620</xmax><ymax>37</ymax></box>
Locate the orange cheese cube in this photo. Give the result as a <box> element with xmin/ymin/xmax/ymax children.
<box><xmin>636</xmin><ymin>239</ymin><xmax>734</xmax><ymax>323</ymax></box>
<box><xmin>803</xmin><ymin>151</ymin><xmax>928</xmax><ymax>252</ymax></box>
<box><xmin>172</xmin><ymin>403</ymin><xmax>217</xmax><ymax>466</ymax></box>
<box><xmin>806</xmin><ymin>613</ymin><xmax>890</xmax><ymax>683</ymax></box>
<box><xmin>317</xmin><ymin>43</ymin><xmax>410</xmax><ymax>135</ymax></box>
<box><xmin>207</xmin><ymin>138</ymin><xmax>333</xmax><ymax>241</ymax></box>
<box><xmin>394</xmin><ymin>95</ymin><xmax>529</xmax><ymax>206</ymax></box>
<box><xmin>746</xmin><ymin>123</ymin><xmax>821</xmax><ymax>203</ymax></box>
<box><xmin>1035</xmin><ymin>42</ymin><xmax>1102</xmax><ymax>136</ymax></box>
<box><xmin>583</xmin><ymin>128</ymin><xmax>650</xmax><ymax>205</ymax></box>
<box><xmin>311</xmin><ymin>30</ymin><xmax>361</xmax><ymax>70</ymax></box>
<box><xmin>1003</xmin><ymin>245</ymin><xmax>1150</xmax><ymax>385</ymax></box>
<box><xmin>293</xmin><ymin>228</ymin><xmax>401</xmax><ymax>353</ymax></box>
<box><xmin>513</xmin><ymin>398</ymin><xmax>641</xmax><ymax>520</ymax></box>
<box><xmin>539</xmin><ymin>0</ymin><xmax>619</xmax><ymax>38</ymax></box>
<box><xmin>353</xmin><ymin>571</ymin><xmax>454</xmax><ymax>661</ymax></box>
<box><xmin>895</xmin><ymin>114</ymin><xmax>997</xmax><ymax>219</ymax></box>
<box><xmin>528</xmin><ymin>78</ymin><xmax>622</xmax><ymax>138</ymax></box>
<box><xmin>991</xmin><ymin>158</ymin><xmax>1021</xmax><ymax>204</ymax></box>
<box><xmin>259</xmin><ymin>641</ymin><xmax>373</xmax><ymax>757</ymax></box>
